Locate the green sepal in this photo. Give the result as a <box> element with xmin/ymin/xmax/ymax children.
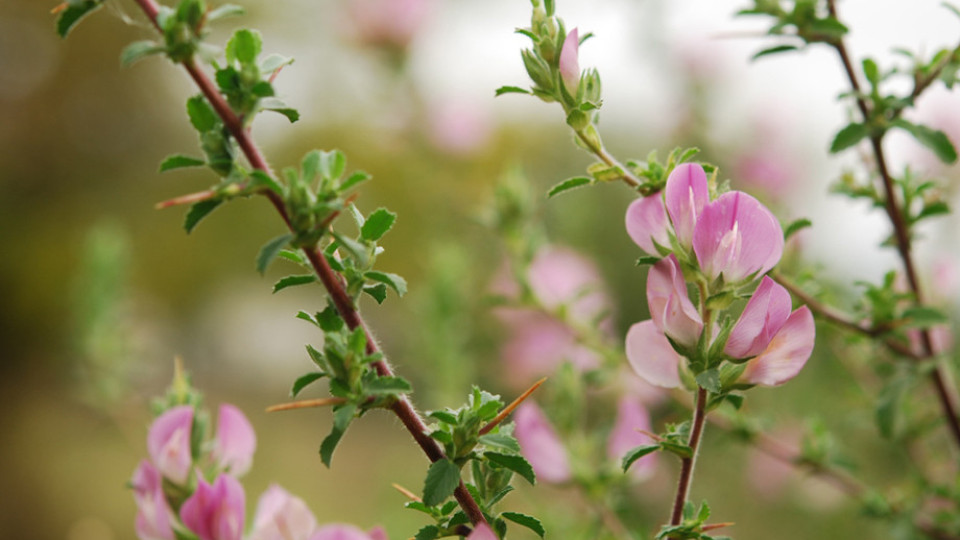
<box><xmin>290</xmin><ymin>372</ymin><xmax>326</xmax><ymax>397</ymax></box>
<box><xmin>256</xmin><ymin>233</ymin><xmax>294</xmax><ymax>275</ymax></box>
<box><xmin>422</xmin><ymin>458</ymin><xmax>461</xmax><ymax>507</ymax></box>
<box><xmin>501</xmin><ymin>512</ymin><xmax>545</xmax><ymax>538</ymax></box>
<box><xmin>183</xmin><ymin>199</ymin><xmax>223</xmax><ymax>234</ymax></box>
<box><xmin>484</xmin><ymin>452</ymin><xmax>536</xmax><ymax>485</ymax></box>
<box><xmin>636</xmin><ymin>255</ymin><xmax>662</xmax><ymax>266</ymax></box>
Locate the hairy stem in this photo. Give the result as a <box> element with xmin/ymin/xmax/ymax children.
<box><xmin>670</xmin><ymin>387</ymin><xmax>708</xmax><ymax>526</ymax></box>
<box><xmin>573</xmin><ymin>129</ymin><xmax>643</xmax><ymax>188</ymax></box>
<box><xmin>130</xmin><ymin>0</ymin><xmax>486</xmax><ymax>525</ymax></box>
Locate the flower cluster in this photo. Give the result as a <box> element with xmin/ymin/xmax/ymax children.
<box><xmin>624</xmin><ymin>163</ymin><xmax>815</xmax><ymax>388</ymax></box>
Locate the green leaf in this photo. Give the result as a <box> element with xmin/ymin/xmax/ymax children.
<box><xmin>249</xmin><ymin>170</ymin><xmax>283</xmax><ymax>196</ymax></box>
<box><xmin>422</xmin><ymin>459</ymin><xmax>461</xmax><ymax>507</ymax></box>
<box><xmin>364</xmin><ymin>271</ymin><xmax>407</xmax><ymax>297</ymax></box>
<box><xmin>830</xmin><ymin>123</ymin><xmax>870</xmax><ymax>153</ymax></box>
<box><xmin>317</xmin><ymin>305</ymin><xmax>345</xmax><ymax>332</ymax></box>
<box><xmin>186</xmin><ymin>95</ymin><xmax>218</xmax><ymax>132</ymax></box>
<box><xmin>159</xmin><ymin>154</ymin><xmax>205</xmax><ymax>172</ymax></box>
<box><xmin>862</xmin><ymin>58</ymin><xmax>880</xmax><ymax>86</ymax></box>
<box><xmin>547</xmin><ymin>176</ymin><xmax>592</xmax><ymax>198</ymax></box>
<box><xmin>256</xmin><ymin>233</ymin><xmax>294</xmax><ymax>275</ymax></box>
<box><xmin>272</xmin><ymin>274</ymin><xmax>317</xmax><ymax>293</ymax></box>
<box><xmin>360</xmin><ymin>208</ymin><xmax>397</xmax><ymax>241</ymax></box>
<box><xmin>495</xmin><ymin>85</ymin><xmax>531</xmax><ymax>96</ymax></box>
<box><xmin>751</xmin><ymin>44</ymin><xmax>799</xmax><ymax>60</ymax></box>
<box><xmin>259</xmin><ymin>98</ymin><xmax>300</xmax><ymax>123</ymax></box>
<box><xmin>784</xmin><ymin>217</ymin><xmax>812</xmax><ymax>240</ymax></box>
<box><xmin>365</xmin><ymin>376</ymin><xmax>412</xmax><ymax>395</ymax></box>
<box><xmin>363</xmin><ymin>283</ymin><xmax>388</xmax><ymax>304</ymax></box>
<box><xmin>902</xmin><ymin>306</ymin><xmax>949</xmax><ymax>328</ymax></box>
<box><xmin>484</xmin><ymin>452</ymin><xmax>536</xmax><ymax>485</ymax></box>
<box><xmin>428</xmin><ymin>410</ymin><xmax>458</xmax><ymax>424</ymax></box>
<box><xmin>916</xmin><ymin>200</ymin><xmax>950</xmax><ymax>221</ymax></box>
<box><xmin>340</xmin><ymin>171</ymin><xmax>371</xmax><ymax>191</ymax></box>
<box><xmin>320</xmin><ymin>150</ymin><xmax>347</xmax><ymax>181</ymax></box>
<box><xmin>696</xmin><ymin>369</ymin><xmax>721</xmax><ymax>393</ymax></box>
<box><xmin>261</xmin><ymin>53</ymin><xmax>294</xmax><ymax>73</ymax></box>
<box><xmin>319</xmin><ymin>403</ymin><xmax>355</xmax><ymax>467</ymax></box>
<box><xmin>206</xmin><ymin>4</ymin><xmax>245</xmax><ymax>22</ymax></box>
<box><xmin>660</xmin><ymin>441</ymin><xmax>693</xmax><ymax>459</ymax></box>
<box><xmin>478</xmin><ymin>433</ymin><xmax>522</xmax><ymax>453</ymax></box>
<box><xmin>876</xmin><ymin>377</ymin><xmax>908</xmax><ymax>439</ymax></box>
<box><xmin>636</xmin><ymin>255</ymin><xmax>662</xmax><ymax>266</ymax></box>
<box><xmin>622</xmin><ymin>444</ymin><xmax>660</xmax><ymax>472</ymax></box>
<box><xmin>502</xmin><ymin>512</ymin><xmax>545</xmax><ymax>538</ymax></box>
<box><xmin>184</xmin><ymin>199</ymin><xmax>223</xmax><ymax>234</ymax></box>
<box><xmin>56</xmin><ymin>0</ymin><xmax>104</xmax><ymax>38</ymax></box>
<box><xmin>414</xmin><ymin>525</ymin><xmax>440</xmax><ymax>540</ymax></box>
<box><xmin>291</xmin><ymin>372</ymin><xmax>326</xmax><ymax>397</ymax></box>
<box><xmin>120</xmin><ymin>40</ymin><xmax>164</xmax><ymax>67</ymax></box>
<box><xmin>891</xmin><ymin>119</ymin><xmax>958</xmax><ymax>164</ymax></box>
<box><xmin>226</xmin><ymin>29</ymin><xmax>262</xmax><ymax>65</ymax></box>
<box><xmin>296</xmin><ymin>310</ymin><xmax>319</xmax><ymax>327</ymax></box>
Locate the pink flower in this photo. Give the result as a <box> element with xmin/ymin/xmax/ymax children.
<box><xmin>607</xmin><ymin>396</ymin><xmax>657</xmax><ymax>480</ymax></box>
<box><xmin>346</xmin><ymin>0</ymin><xmax>431</xmax><ymax>50</ymax></box>
<box><xmin>309</xmin><ymin>525</ymin><xmax>387</xmax><ymax>540</ymax></box>
<box><xmin>131</xmin><ymin>461</ymin><xmax>175</xmax><ymax>540</ymax></box>
<box><xmin>558</xmin><ymin>28</ymin><xmax>580</xmax><ymax>95</ymax></box>
<box><xmin>692</xmin><ymin>190</ymin><xmax>783</xmax><ymax>283</ymax></box>
<box><xmin>625</xmin><ymin>194</ymin><xmax>670</xmax><ymax>255</ymax></box>
<box><xmin>625</xmin><ymin>320</ymin><xmax>683</xmax><ymax>388</ymax></box>
<box><xmin>740</xmin><ymin>306</ymin><xmax>815</xmax><ymax>386</ymax></box>
<box><xmin>500</xmin><ymin>314</ymin><xmax>600</xmax><ymax>383</ymax></box>
<box><xmin>646</xmin><ymin>255</ymin><xmax>702</xmax><ymax>347</ymax></box>
<box><xmin>527</xmin><ymin>246</ymin><xmax>610</xmax><ymax>325</ymax></box>
<box><xmin>180</xmin><ymin>475</ymin><xmax>246</xmax><ymax>540</ymax></box>
<box><xmin>724</xmin><ymin>277</ymin><xmax>793</xmax><ymax>359</ymax></box>
<box><xmin>513</xmin><ymin>402</ymin><xmax>571</xmax><ymax>484</ymax></box>
<box><xmin>248</xmin><ymin>485</ymin><xmax>317</xmax><ymax>540</ymax></box>
<box><xmin>147</xmin><ymin>405</ymin><xmax>194</xmax><ymax>485</ymax></box>
<box><xmin>664</xmin><ymin>163</ymin><xmax>710</xmax><ymax>250</ymax></box>
<box><xmin>213</xmin><ymin>404</ymin><xmax>256</xmax><ymax>478</ymax></box>
<box><xmin>466</xmin><ymin>523</ymin><xmax>498</xmax><ymax>540</ymax></box>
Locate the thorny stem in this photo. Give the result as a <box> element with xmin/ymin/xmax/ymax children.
<box><xmin>826</xmin><ymin>0</ymin><xmax>960</xmax><ymax>450</ymax></box>
<box><xmin>130</xmin><ymin>0</ymin><xmax>487</xmax><ymax>526</ymax></box>
<box><xmin>669</xmin><ymin>387</ymin><xmax>708</xmax><ymax>527</ymax></box>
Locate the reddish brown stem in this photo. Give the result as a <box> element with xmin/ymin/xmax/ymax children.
<box><xmin>670</xmin><ymin>388</ymin><xmax>708</xmax><ymax>527</ymax></box>
<box><xmin>130</xmin><ymin>0</ymin><xmax>486</xmax><ymax>525</ymax></box>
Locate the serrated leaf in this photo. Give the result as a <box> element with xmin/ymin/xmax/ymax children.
<box><xmin>159</xmin><ymin>154</ymin><xmax>205</xmax><ymax>172</ymax></box>
<box><xmin>784</xmin><ymin>217</ymin><xmax>812</xmax><ymax>240</ymax></box>
<box><xmin>478</xmin><ymin>433</ymin><xmax>522</xmax><ymax>453</ymax></box>
<box><xmin>57</xmin><ymin>0</ymin><xmax>104</xmax><ymax>38</ymax></box>
<box><xmin>273</xmin><ymin>274</ymin><xmax>317</xmax><ymax>293</ymax></box>
<box><xmin>186</xmin><ymin>95</ymin><xmax>218</xmax><ymax>132</ymax></box>
<box><xmin>751</xmin><ymin>44</ymin><xmax>798</xmax><ymax>60</ymax></box>
<box><xmin>414</xmin><ymin>525</ymin><xmax>440</xmax><ymax>540</ymax></box>
<box><xmin>256</xmin><ymin>233</ymin><xmax>294</xmax><ymax>275</ymax></box>
<box><xmin>363</xmin><ymin>283</ymin><xmax>388</xmax><ymax>304</ymax></box>
<box><xmin>696</xmin><ymin>369</ymin><xmax>721</xmax><ymax>393</ymax></box>
<box><xmin>622</xmin><ymin>444</ymin><xmax>660</xmax><ymax>472</ymax></box>
<box><xmin>360</xmin><ymin>208</ymin><xmax>397</xmax><ymax>241</ymax></box>
<box><xmin>502</xmin><ymin>512</ymin><xmax>545</xmax><ymax>538</ymax></box>
<box><xmin>120</xmin><ymin>40</ymin><xmax>164</xmax><ymax>67</ymax></box>
<box><xmin>206</xmin><ymin>3</ymin><xmax>245</xmax><ymax>22</ymax></box>
<box><xmin>291</xmin><ymin>372</ymin><xmax>326</xmax><ymax>397</ymax></box>
<box><xmin>226</xmin><ymin>28</ymin><xmax>262</xmax><ymax>65</ymax></box>
<box><xmin>891</xmin><ymin>119</ymin><xmax>958</xmax><ymax>164</ymax></box>
<box><xmin>259</xmin><ymin>98</ymin><xmax>300</xmax><ymax>123</ymax></box>
<box><xmin>422</xmin><ymin>459</ymin><xmax>461</xmax><ymax>507</ymax></box>
<box><xmin>365</xmin><ymin>376</ymin><xmax>412</xmax><ymax>395</ymax></box>
<box><xmin>317</xmin><ymin>305</ymin><xmax>344</xmax><ymax>332</ymax></box>
<box><xmin>364</xmin><ymin>271</ymin><xmax>407</xmax><ymax>297</ymax></box>
<box><xmin>830</xmin><ymin>123</ymin><xmax>870</xmax><ymax>153</ymax></box>
<box><xmin>484</xmin><ymin>452</ymin><xmax>535</xmax><ymax>485</ymax></box>
<box><xmin>184</xmin><ymin>199</ymin><xmax>223</xmax><ymax>234</ymax></box>
<box><xmin>319</xmin><ymin>403</ymin><xmax>356</xmax><ymax>467</ymax></box>
<box><xmin>547</xmin><ymin>176</ymin><xmax>592</xmax><ymax>198</ymax></box>
<box><xmin>495</xmin><ymin>85</ymin><xmax>531</xmax><ymax>96</ymax></box>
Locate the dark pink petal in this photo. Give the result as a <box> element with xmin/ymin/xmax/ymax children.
<box><xmin>513</xmin><ymin>402</ymin><xmax>571</xmax><ymax>484</ymax></box>
<box><xmin>180</xmin><ymin>475</ymin><xmax>246</xmax><ymax>540</ymax></box>
<box><xmin>607</xmin><ymin>396</ymin><xmax>657</xmax><ymax>480</ymax></box>
<box><xmin>131</xmin><ymin>461</ymin><xmax>175</xmax><ymax>540</ymax></box>
<box><xmin>625</xmin><ymin>320</ymin><xmax>683</xmax><ymax>388</ymax></box>
<box><xmin>725</xmin><ymin>277</ymin><xmax>792</xmax><ymax>359</ymax></box>
<box><xmin>147</xmin><ymin>405</ymin><xmax>194</xmax><ymax>485</ymax></box>
<box><xmin>625</xmin><ymin>195</ymin><xmax>670</xmax><ymax>254</ymax></box>
<box><xmin>559</xmin><ymin>28</ymin><xmax>580</xmax><ymax>94</ymax></box>
<box><xmin>664</xmin><ymin>163</ymin><xmax>709</xmax><ymax>249</ymax></box>
<box><xmin>309</xmin><ymin>524</ymin><xmax>378</xmax><ymax>540</ymax></box>
<box><xmin>742</xmin><ymin>306</ymin><xmax>815</xmax><ymax>386</ymax></box>
<box><xmin>214</xmin><ymin>404</ymin><xmax>256</xmax><ymax>477</ymax></box>
<box><xmin>647</xmin><ymin>255</ymin><xmax>702</xmax><ymax>347</ymax></box>
<box><xmin>692</xmin><ymin>191</ymin><xmax>783</xmax><ymax>283</ymax></box>
<box><xmin>248</xmin><ymin>485</ymin><xmax>317</xmax><ymax>540</ymax></box>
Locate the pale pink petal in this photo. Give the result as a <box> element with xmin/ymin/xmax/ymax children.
<box><xmin>692</xmin><ymin>191</ymin><xmax>783</xmax><ymax>283</ymax></box>
<box><xmin>625</xmin><ymin>321</ymin><xmax>683</xmax><ymax>388</ymax></box>
<box><xmin>742</xmin><ymin>306</ymin><xmax>815</xmax><ymax>386</ymax></box>
<box><xmin>513</xmin><ymin>402</ymin><xmax>571</xmax><ymax>484</ymax></box>
<box><xmin>607</xmin><ymin>396</ymin><xmax>656</xmax><ymax>480</ymax></box>
<box><xmin>558</xmin><ymin>28</ymin><xmax>580</xmax><ymax>94</ymax></box>
<box><xmin>625</xmin><ymin>195</ymin><xmax>670</xmax><ymax>254</ymax></box>
<box><xmin>725</xmin><ymin>277</ymin><xmax>792</xmax><ymax>359</ymax></box>
<box><xmin>527</xmin><ymin>246</ymin><xmax>610</xmax><ymax>323</ymax></box>
<box><xmin>131</xmin><ymin>461</ymin><xmax>175</xmax><ymax>540</ymax></box>
<box><xmin>309</xmin><ymin>524</ymin><xmax>377</xmax><ymax>540</ymax></box>
<box><xmin>346</xmin><ymin>0</ymin><xmax>431</xmax><ymax>49</ymax></box>
<box><xmin>214</xmin><ymin>404</ymin><xmax>256</xmax><ymax>477</ymax></box>
<box><xmin>249</xmin><ymin>485</ymin><xmax>317</xmax><ymax>540</ymax></box>
<box><xmin>647</xmin><ymin>255</ymin><xmax>702</xmax><ymax>347</ymax></box>
<box><xmin>467</xmin><ymin>523</ymin><xmax>498</xmax><ymax>540</ymax></box>
<box><xmin>664</xmin><ymin>163</ymin><xmax>709</xmax><ymax>249</ymax></box>
<box><xmin>147</xmin><ymin>405</ymin><xmax>194</xmax><ymax>485</ymax></box>
<box><xmin>180</xmin><ymin>475</ymin><xmax>246</xmax><ymax>540</ymax></box>
<box><xmin>500</xmin><ymin>314</ymin><xmax>600</xmax><ymax>384</ymax></box>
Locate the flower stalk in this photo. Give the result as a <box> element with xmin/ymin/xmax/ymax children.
<box><xmin>669</xmin><ymin>387</ymin><xmax>708</xmax><ymax>527</ymax></box>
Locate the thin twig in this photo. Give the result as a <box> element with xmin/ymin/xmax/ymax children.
<box><xmin>670</xmin><ymin>388</ymin><xmax>708</xmax><ymax>526</ymax></box>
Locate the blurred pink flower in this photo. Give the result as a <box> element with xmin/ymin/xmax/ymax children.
<box><xmin>213</xmin><ymin>404</ymin><xmax>256</xmax><ymax>478</ymax></box>
<box><xmin>248</xmin><ymin>485</ymin><xmax>317</xmax><ymax>540</ymax></box>
<box><xmin>625</xmin><ymin>194</ymin><xmax>669</xmax><ymax>255</ymax></box>
<box><xmin>131</xmin><ymin>460</ymin><xmax>175</xmax><ymax>540</ymax></box>
<box><xmin>180</xmin><ymin>475</ymin><xmax>246</xmax><ymax>540</ymax></box>
<box><xmin>646</xmin><ymin>254</ymin><xmax>702</xmax><ymax>348</ymax></box>
<box><xmin>733</xmin><ymin>152</ymin><xmax>796</xmax><ymax>201</ymax></box>
<box><xmin>310</xmin><ymin>524</ymin><xmax>388</xmax><ymax>540</ymax></box>
<box><xmin>625</xmin><ymin>320</ymin><xmax>683</xmax><ymax>389</ymax></box>
<box><xmin>467</xmin><ymin>523</ymin><xmax>498</xmax><ymax>540</ymax></box>
<box><xmin>607</xmin><ymin>396</ymin><xmax>657</xmax><ymax>480</ymax></box>
<box><xmin>427</xmin><ymin>99</ymin><xmax>492</xmax><ymax>156</ymax></box>
<box><xmin>147</xmin><ymin>405</ymin><xmax>194</xmax><ymax>485</ymax></box>
<box><xmin>514</xmin><ymin>402</ymin><xmax>572</xmax><ymax>484</ymax></box>
<box><xmin>559</xmin><ymin>28</ymin><xmax>580</xmax><ymax>95</ymax></box>
<box><xmin>527</xmin><ymin>246</ymin><xmax>611</xmax><ymax>325</ymax></box>
<box><xmin>501</xmin><ymin>314</ymin><xmax>600</xmax><ymax>382</ymax></box>
<box><xmin>345</xmin><ymin>0</ymin><xmax>431</xmax><ymax>50</ymax></box>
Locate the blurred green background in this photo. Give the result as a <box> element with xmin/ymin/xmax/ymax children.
<box><xmin>3</xmin><ymin>1</ymin><xmax>960</xmax><ymax>539</ymax></box>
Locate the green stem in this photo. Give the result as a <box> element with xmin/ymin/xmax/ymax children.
<box><xmin>574</xmin><ymin>129</ymin><xmax>644</xmax><ymax>188</ymax></box>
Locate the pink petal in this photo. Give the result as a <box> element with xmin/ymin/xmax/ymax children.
<box><xmin>500</xmin><ymin>314</ymin><xmax>600</xmax><ymax>383</ymax></box>
<box><xmin>249</xmin><ymin>485</ymin><xmax>317</xmax><ymax>540</ymax></box>
<box><xmin>513</xmin><ymin>402</ymin><xmax>571</xmax><ymax>484</ymax></box>
<box><xmin>646</xmin><ymin>255</ymin><xmax>702</xmax><ymax>347</ymax></box>
<box><xmin>607</xmin><ymin>396</ymin><xmax>657</xmax><ymax>480</ymax></box>
<box><xmin>558</xmin><ymin>28</ymin><xmax>580</xmax><ymax>94</ymax></box>
<box><xmin>625</xmin><ymin>320</ymin><xmax>683</xmax><ymax>388</ymax></box>
<box><xmin>367</xmin><ymin>527</ymin><xmax>389</xmax><ymax>540</ymax></box>
<box><xmin>625</xmin><ymin>195</ymin><xmax>670</xmax><ymax>254</ymax></box>
<box><xmin>147</xmin><ymin>405</ymin><xmax>194</xmax><ymax>485</ymax></box>
<box><xmin>180</xmin><ymin>475</ymin><xmax>246</xmax><ymax>540</ymax></box>
<box><xmin>742</xmin><ymin>306</ymin><xmax>815</xmax><ymax>386</ymax></box>
<box><xmin>527</xmin><ymin>246</ymin><xmax>610</xmax><ymax>324</ymax></box>
<box><xmin>692</xmin><ymin>191</ymin><xmax>784</xmax><ymax>283</ymax></box>
<box><xmin>724</xmin><ymin>277</ymin><xmax>792</xmax><ymax>359</ymax></box>
<box><xmin>467</xmin><ymin>523</ymin><xmax>498</xmax><ymax>540</ymax></box>
<box><xmin>214</xmin><ymin>404</ymin><xmax>257</xmax><ymax>477</ymax></box>
<box><xmin>131</xmin><ymin>461</ymin><xmax>175</xmax><ymax>540</ymax></box>
<box><xmin>664</xmin><ymin>163</ymin><xmax>710</xmax><ymax>249</ymax></box>
<box><xmin>309</xmin><ymin>525</ymin><xmax>378</xmax><ymax>540</ymax></box>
